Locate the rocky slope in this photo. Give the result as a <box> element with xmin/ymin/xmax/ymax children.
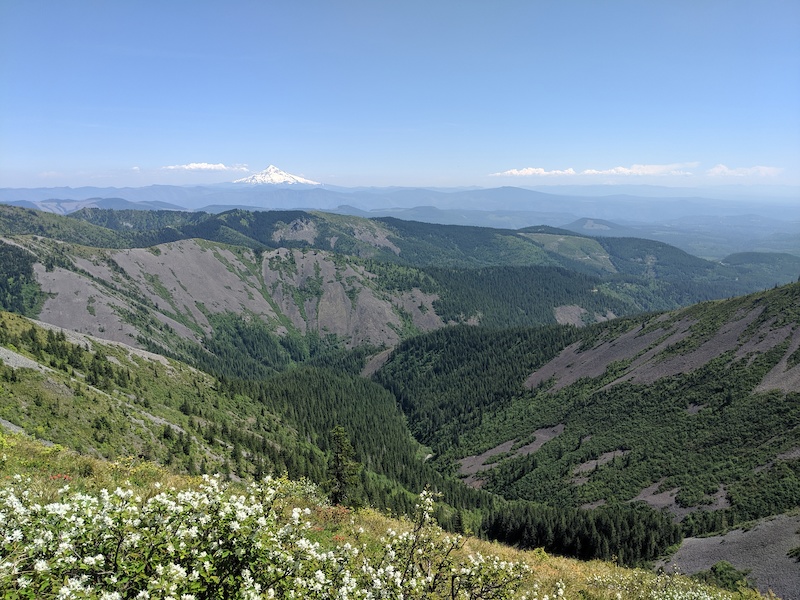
<box><xmin>20</xmin><ymin>238</ymin><xmax>440</xmax><ymax>351</ymax></box>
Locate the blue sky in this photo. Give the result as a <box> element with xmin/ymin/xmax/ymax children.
<box><xmin>1</xmin><ymin>0</ymin><xmax>799</xmax><ymax>188</ymax></box>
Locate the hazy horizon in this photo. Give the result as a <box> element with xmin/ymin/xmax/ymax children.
<box><xmin>1</xmin><ymin>178</ymin><xmax>798</xmax><ymax>202</ymax></box>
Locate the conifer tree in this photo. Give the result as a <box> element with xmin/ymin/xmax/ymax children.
<box><xmin>328</xmin><ymin>425</ymin><xmax>361</xmax><ymax>505</ymax></box>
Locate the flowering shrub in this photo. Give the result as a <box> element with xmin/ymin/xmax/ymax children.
<box><xmin>588</xmin><ymin>570</ymin><xmax>758</xmax><ymax>600</ymax></box>
<box><xmin>360</xmin><ymin>490</ymin><xmax>529</xmax><ymax>599</ymax></box>
<box><xmin>0</xmin><ymin>475</ymin><xmax>529</xmax><ymax>599</ymax></box>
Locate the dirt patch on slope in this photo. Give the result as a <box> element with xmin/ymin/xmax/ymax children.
<box><xmin>525</xmin><ymin>320</ymin><xmax>693</xmax><ymax>391</ymax></box>
<box><xmin>361</xmin><ymin>348</ymin><xmax>393</xmax><ymax>378</ymax></box>
<box><xmin>778</xmin><ymin>448</ymin><xmax>800</xmax><ymax>460</ymax></box>
<box><xmin>396</xmin><ymin>289</ymin><xmax>443</xmax><ymax>331</ymax></box>
<box><xmin>736</xmin><ymin>319</ymin><xmax>793</xmax><ymax>360</ymax></box>
<box><xmin>350</xmin><ymin>224</ymin><xmax>400</xmax><ymax>255</ymax></box>
<box><xmin>554</xmin><ymin>305</ymin><xmax>616</xmax><ymax>327</ymax></box>
<box><xmin>515</xmin><ymin>424</ymin><xmax>566</xmax><ymax>455</ymax></box>
<box><xmin>634</xmin><ymin>479</ymin><xmax>682</xmax><ymax>513</ymax></box>
<box><xmin>554</xmin><ymin>305</ymin><xmax>587</xmax><ymax>327</ymax></box>
<box><xmin>573</xmin><ymin>450</ymin><xmax>629</xmax><ymax>474</ymax></box>
<box><xmin>458</xmin><ymin>440</ymin><xmax>515</xmax><ymax>488</ymax></box>
<box><xmin>633</xmin><ymin>479</ymin><xmax>730</xmax><ymax>521</ymax></box>
<box><xmin>658</xmin><ymin>513</ymin><xmax>800</xmax><ymax>600</ymax></box>
<box><xmin>458</xmin><ymin>425</ymin><xmax>565</xmax><ymax>488</ymax></box>
<box><xmin>0</xmin><ymin>346</ymin><xmax>52</xmax><ymax>373</ymax></box>
<box><xmin>620</xmin><ymin>308</ymin><xmax>762</xmax><ymax>385</ymax></box>
<box><xmin>0</xmin><ymin>418</ymin><xmax>25</xmax><ymax>435</ymax></box>
<box><xmin>756</xmin><ymin>325</ymin><xmax>800</xmax><ymax>393</ymax></box>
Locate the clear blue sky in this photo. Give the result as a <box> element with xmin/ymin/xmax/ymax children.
<box><xmin>1</xmin><ymin>0</ymin><xmax>799</xmax><ymax>188</ymax></box>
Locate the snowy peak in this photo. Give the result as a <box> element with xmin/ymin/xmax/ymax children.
<box><xmin>233</xmin><ymin>165</ymin><xmax>321</xmax><ymax>185</ymax></box>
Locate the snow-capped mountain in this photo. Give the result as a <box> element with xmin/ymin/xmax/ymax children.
<box><xmin>233</xmin><ymin>165</ymin><xmax>320</xmax><ymax>185</ymax></box>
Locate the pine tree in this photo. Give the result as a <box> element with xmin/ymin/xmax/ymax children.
<box><xmin>328</xmin><ymin>425</ymin><xmax>361</xmax><ymax>506</ymax></box>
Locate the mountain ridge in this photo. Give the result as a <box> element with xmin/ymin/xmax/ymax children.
<box><xmin>3</xmin><ymin>205</ymin><xmax>798</xmax><ymax>359</ymax></box>
<box><xmin>3</xmin><ymin>183</ymin><xmax>797</xmax><ymax>258</ymax></box>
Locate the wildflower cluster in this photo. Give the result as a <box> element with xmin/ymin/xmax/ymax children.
<box><xmin>0</xmin><ymin>476</ymin><xmax>529</xmax><ymax>599</ymax></box>
<box><xmin>588</xmin><ymin>571</ymin><xmax>752</xmax><ymax>600</ymax></box>
<box><xmin>523</xmin><ymin>579</ymin><xmax>564</xmax><ymax>600</ymax></box>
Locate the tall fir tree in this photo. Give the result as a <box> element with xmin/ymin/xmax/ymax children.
<box><xmin>328</xmin><ymin>425</ymin><xmax>361</xmax><ymax>506</ymax></box>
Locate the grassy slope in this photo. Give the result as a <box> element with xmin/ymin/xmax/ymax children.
<box><xmin>0</xmin><ymin>432</ymin><xmax>766</xmax><ymax>600</ymax></box>
<box><xmin>0</xmin><ymin>302</ymin><xmax>787</xmax><ymax>596</ymax></box>
<box><xmin>0</xmin><ymin>311</ymin><xmax>465</xmax><ymax>517</ymax></box>
<box><xmin>0</xmin><ymin>310</ymin><xmax>325</xmax><ymax>480</ymax></box>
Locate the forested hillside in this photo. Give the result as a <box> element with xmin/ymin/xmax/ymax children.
<box><xmin>0</xmin><ymin>210</ymin><xmax>696</xmax><ymax>359</ymax></box>
<box><xmin>65</xmin><ymin>206</ymin><xmax>800</xmax><ymax>291</ymax></box>
<box><xmin>375</xmin><ymin>283</ymin><xmax>800</xmax><ymax>539</ymax></box>
<box><xmin>1</xmin><ymin>205</ymin><xmax>796</xmax><ymax>357</ymax></box>
<box><xmin>0</xmin><ymin>242</ymin><xmax>42</xmax><ymax>316</ymax></box>
<box><xmin>0</xmin><ymin>308</ymin><xmax>686</xmax><ymax>568</ymax></box>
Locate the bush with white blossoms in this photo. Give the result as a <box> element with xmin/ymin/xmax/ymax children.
<box><xmin>587</xmin><ymin>571</ymin><xmax>754</xmax><ymax>600</ymax></box>
<box><xmin>359</xmin><ymin>489</ymin><xmax>529</xmax><ymax>599</ymax></box>
<box><xmin>0</xmin><ymin>475</ymin><xmax>529</xmax><ymax>599</ymax></box>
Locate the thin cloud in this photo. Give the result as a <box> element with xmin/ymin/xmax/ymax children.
<box><xmin>581</xmin><ymin>162</ymin><xmax>698</xmax><ymax>177</ymax></box>
<box><xmin>490</xmin><ymin>167</ymin><xmax>577</xmax><ymax>177</ymax></box>
<box><xmin>707</xmin><ymin>164</ymin><xmax>782</xmax><ymax>177</ymax></box>
<box><xmin>490</xmin><ymin>163</ymin><xmax>698</xmax><ymax>178</ymax></box>
<box><xmin>161</xmin><ymin>162</ymin><xmax>249</xmax><ymax>172</ymax></box>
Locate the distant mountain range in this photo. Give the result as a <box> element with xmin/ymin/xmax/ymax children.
<box><xmin>0</xmin><ymin>169</ymin><xmax>798</xmax><ymax>259</ymax></box>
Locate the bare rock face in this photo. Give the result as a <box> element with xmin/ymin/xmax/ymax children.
<box><xmin>111</xmin><ymin>241</ymin><xmax>279</xmax><ymax>332</ymax></box>
<box><xmin>33</xmin><ymin>240</ymin><xmax>442</xmax><ymax>351</ymax></box>
<box><xmin>272</xmin><ymin>218</ymin><xmax>318</xmax><ymax>245</ymax></box>
<box><xmin>262</xmin><ymin>248</ymin><xmax>441</xmax><ymax>347</ymax></box>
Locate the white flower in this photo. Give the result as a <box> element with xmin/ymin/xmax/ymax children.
<box><xmin>5</xmin><ymin>529</ymin><xmax>23</xmax><ymax>543</ymax></box>
<box><xmin>33</xmin><ymin>559</ymin><xmax>49</xmax><ymax>572</ymax></box>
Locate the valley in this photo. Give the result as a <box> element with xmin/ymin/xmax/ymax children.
<box><xmin>0</xmin><ymin>204</ymin><xmax>798</xmax><ymax>598</ymax></box>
